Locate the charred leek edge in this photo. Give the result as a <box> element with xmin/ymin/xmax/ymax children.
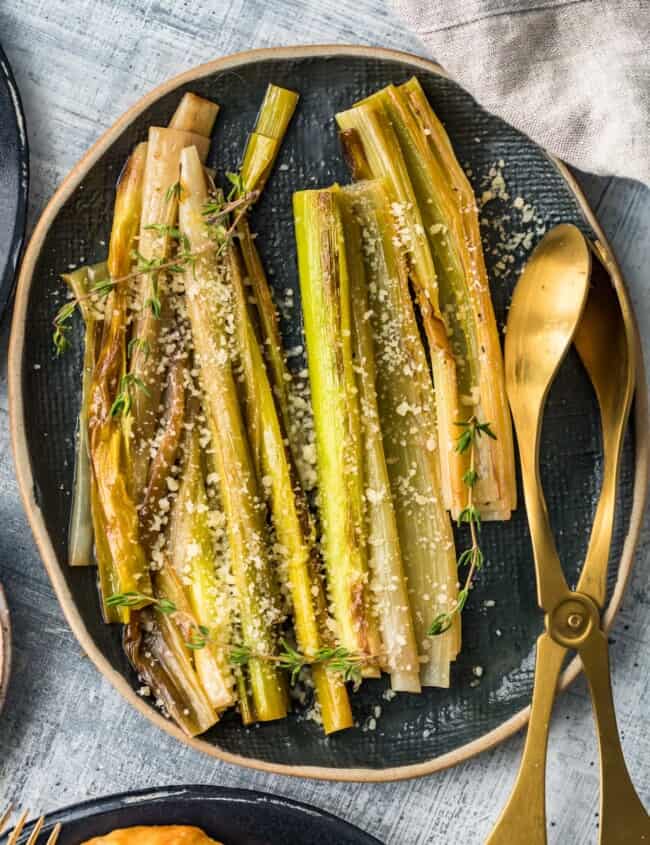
<box><xmin>294</xmin><ymin>187</ymin><xmax>382</xmax><ymax>675</ymax></box>
<box><xmin>87</xmin><ymin>143</ymin><xmax>153</xmax><ymax>619</ymax></box>
<box><xmin>398</xmin><ymin>77</ymin><xmax>516</xmax><ymax>519</ymax></box>
<box><xmin>169</xmin><ymin>430</ymin><xmax>235</xmax><ymax>711</ymax></box>
<box><xmin>240</xmin><ymin>84</ymin><xmax>299</xmax><ymax>195</ymax></box>
<box><xmin>61</xmin><ymin>262</ymin><xmax>108</xmax><ymax>566</ymax></box>
<box><xmin>229</xmin><ymin>246</ymin><xmax>352</xmax><ymax>733</ymax></box>
<box><xmin>128</xmin><ymin>115</ymin><xmax>213</xmax><ymax>500</ymax></box>
<box><xmin>336</xmin><ymin>99</ymin><xmax>466</xmax><ymax>517</ymax></box>
<box><xmin>340</xmin><ymin>188</ymin><xmax>421</xmax><ymax>693</ymax></box>
<box><xmin>179</xmin><ymin>145</ymin><xmax>287</xmax><ymax>722</ymax></box>
<box><xmin>346</xmin><ymin>179</ymin><xmax>459</xmax><ymax>685</ymax></box>
<box><xmin>156</xmin><ymin>559</ymin><xmax>223</xmax><ymax>724</ymax></box>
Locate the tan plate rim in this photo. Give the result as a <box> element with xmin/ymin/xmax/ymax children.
<box><xmin>8</xmin><ymin>44</ymin><xmax>649</xmax><ymax>783</ymax></box>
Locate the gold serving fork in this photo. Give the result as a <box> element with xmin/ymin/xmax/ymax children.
<box><xmin>0</xmin><ymin>806</ymin><xmax>61</xmax><ymax>845</ymax></box>
<box><xmin>489</xmin><ymin>226</ymin><xmax>649</xmax><ymax>843</ymax></box>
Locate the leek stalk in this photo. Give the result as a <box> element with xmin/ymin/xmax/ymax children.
<box><xmin>179</xmin><ymin>145</ymin><xmax>287</xmax><ymax>722</ymax></box>
<box><xmin>229</xmin><ymin>247</ymin><xmax>353</xmax><ymax>732</ymax></box>
<box><xmin>61</xmin><ymin>261</ymin><xmax>107</xmax><ymax>566</ymax></box>
<box><xmin>169</xmin><ymin>430</ymin><xmax>235</xmax><ymax>711</ymax></box>
<box><xmin>88</xmin><ymin>144</ymin><xmax>152</xmax><ymax>617</ymax></box>
<box><xmin>397</xmin><ymin>77</ymin><xmax>516</xmax><ymax>519</ymax></box>
<box><xmin>345</xmin><ymin>180</ymin><xmax>459</xmax><ymax>685</ymax></box>
<box><xmin>336</xmin><ymin>99</ymin><xmax>466</xmax><ymax>516</ymax></box>
<box><xmin>293</xmin><ymin>187</ymin><xmax>382</xmax><ymax>673</ymax></box>
<box><xmin>129</xmin><ymin>124</ymin><xmax>212</xmax><ymax>498</ymax></box>
<box><xmin>340</xmin><ymin>188</ymin><xmax>421</xmax><ymax>692</ymax></box>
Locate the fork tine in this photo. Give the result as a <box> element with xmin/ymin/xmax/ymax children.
<box><xmin>6</xmin><ymin>809</ymin><xmax>29</xmax><ymax>845</ymax></box>
<box><xmin>24</xmin><ymin>816</ymin><xmax>45</xmax><ymax>845</ymax></box>
<box><xmin>0</xmin><ymin>806</ymin><xmax>13</xmax><ymax>836</ymax></box>
<box><xmin>45</xmin><ymin>823</ymin><xmax>62</xmax><ymax>845</ymax></box>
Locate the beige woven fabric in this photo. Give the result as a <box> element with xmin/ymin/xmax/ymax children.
<box><xmin>392</xmin><ymin>0</ymin><xmax>650</xmax><ymax>183</ymax></box>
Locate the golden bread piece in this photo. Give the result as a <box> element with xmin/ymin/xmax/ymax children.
<box><xmin>81</xmin><ymin>826</ymin><xmax>223</xmax><ymax>845</ymax></box>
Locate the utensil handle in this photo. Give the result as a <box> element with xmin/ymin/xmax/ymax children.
<box><xmin>578</xmin><ymin>628</ymin><xmax>650</xmax><ymax>844</ymax></box>
<box><xmin>516</xmin><ymin>435</ymin><xmax>570</xmax><ymax>612</ymax></box>
<box><xmin>575</xmin><ymin>421</ymin><xmax>624</xmax><ymax>609</ymax></box>
<box><xmin>486</xmin><ymin>633</ymin><xmax>566</xmax><ymax>845</ymax></box>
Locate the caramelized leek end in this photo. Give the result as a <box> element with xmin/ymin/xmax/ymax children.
<box><xmin>397</xmin><ymin>77</ymin><xmax>516</xmax><ymax>519</ymax></box>
<box><xmin>61</xmin><ymin>261</ymin><xmax>108</xmax><ymax>566</ymax></box>
<box><xmin>179</xmin><ymin>145</ymin><xmax>287</xmax><ymax>722</ymax></box>
<box><xmin>346</xmin><ymin>180</ymin><xmax>459</xmax><ymax>686</ymax></box>
<box><xmin>170</xmin><ymin>431</ymin><xmax>235</xmax><ymax>711</ymax></box>
<box><xmin>240</xmin><ymin>84</ymin><xmax>299</xmax><ymax>194</ymax></box>
<box><xmin>293</xmin><ymin>187</ymin><xmax>381</xmax><ymax>675</ymax></box>
<box><xmin>124</xmin><ymin>601</ymin><xmax>218</xmax><ymax>737</ymax></box>
<box><xmin>340</xmin><ymin>190</ymin><xmax>421</xmax><ymax>693</ymax></box>
<box><xmin>336</xmin><ymin>98</ymin><xmax>465</xmax><ymax>517</ymax></box>
<box><xmin>229</xmin><ymin>248</ymin><xmax>352</xmax><ymax>732</ymax></box>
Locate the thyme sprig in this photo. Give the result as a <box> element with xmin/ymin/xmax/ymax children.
<box><xmin>105</xmin><ymin>591</ymin><xmax>175</xmax><ymax>614</ymax></box>
<box><xmin>51</xmin><ymin>190</ymin><xmax>258</xmax><ymax>354</ymax></box>
<box><xmin>428</xmin><ymin>417</ymin><xmax>496</xmax><ymax>636</ymax></box>
<box><xmin>110</xmin><ymin>373</ymin><xmax>151</xmax><ymax>417</ymax></box>
<box><xmin>106</xmin><ymin>592</ymin><xmax>368</xmax><ymax>689</ymax></box>
<box><xmin>52</xmin><ymin>277</ymin><xmax>117</xmax><ymax>356</ymax></box>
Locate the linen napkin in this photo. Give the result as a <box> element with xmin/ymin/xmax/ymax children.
<box><xmin>391</xmin><ymin>0</ymin><xmax>650</xmax><ymax>184</ymax></box>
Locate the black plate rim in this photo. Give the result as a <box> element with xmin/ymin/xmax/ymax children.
<box><xmin>8</xmin><ymin>44</ymin><xmax>649</xmax><ymax>782</ymax></box>
<box><xmin>0</xmin><ymin>42</ymin><xmax>29</xmax><ymax>319</ymax></box>
<box><xmin>1</xmin><ymin>784</ymin><xmax>383</xmax><ymax>844</ymax></box>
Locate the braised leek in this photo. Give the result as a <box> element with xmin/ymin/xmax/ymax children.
<box><xmin>336</xmin><ymin>84</ymin><xmax>515</xmax><ymax>520</ymax></box>
<box><xmin>236</xmin><ymin>84</ymin><xmax>299</xmax><ymax>433</ymax></box>
<box><xmin>345</xmin><ymin>179</ymin><xmax>459</xmax><ymax>685</ymax></box>
<box><xmin>293</xmin><ymin>187</ymin><xmax>382</xmax><ymax>673</ymax></box>
<box><xmin>397</xmin><ymin>77</ymin><xmax>516</xmax><ymax>519</ymax></box>
<box><xmin>61</xmin><ymin>261</ymin><xmax>107</xmax><ymax>566</ymax></box>
<box><xmin>179</xmin><ymin>145</ymin><xmax>287</xmax><ymax>721</ymax></box>
<box><xmin>336</xmin><ymin>98</ymin><xmax>465</xmax><ymax>516</ymax></box>
<box><xmin>169</xmin><ymin>430</ymin><xmax>235</xmax><ymax>711</ymax></box>
<box><xmin>240</xmin><ymin>84</ymin><xmax>299</xmax><ymax>196</ymax></box>
<box><xmin>129</xmin><ymin>115</ymin><xmax>214</xmax><ymax>498</ymax></box>
<box><xmin>88</xmin><ymin>144</ymin><xmax>152</xmax><ymax>616</ymax></box>
<box><xmin>340</xmin><ymin>188</ymin><xmax>421</xmax><ymax>693</ymax></box>
<box><xmin>229</xmin><ymin>246</ymin><xmax>353</xmax><ymax>732</ymax></box>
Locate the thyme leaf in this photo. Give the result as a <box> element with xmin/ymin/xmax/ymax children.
<box><xmin>428</xmin><ymin>417</ymin><xmax>494</xmax><ymax>637</ymax></box>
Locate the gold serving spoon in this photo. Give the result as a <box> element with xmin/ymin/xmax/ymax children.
<box><xmin>488</xmin><ymin>224</ymin><xmax>649</xmax><ymax>844</ymax></box>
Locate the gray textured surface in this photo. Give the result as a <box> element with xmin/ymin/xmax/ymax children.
<box><xmin>0</xmin><ymin>2</ymin><xmax>648</xmax><ymax>843</ymax></box>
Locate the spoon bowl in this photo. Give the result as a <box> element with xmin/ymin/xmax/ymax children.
<box><xmin>505</xmin><ymin>223</ymin><xmax>592</xmax><ymax>433</ymax></box>
<box><xmin>505</xmin><ymin>223</ymin><xmax>591</xmax><ymax>612</ymax></box>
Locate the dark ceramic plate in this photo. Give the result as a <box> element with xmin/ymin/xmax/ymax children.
<box><xmin>9</xmin><ymin>46</ymin><xmax>647</xmax><ymax>781</ymax></box>
<box><xmin>0</xmin><ymin>43</ymin><xmax>28</xmax><ymax>319</ymax></box>
<box><xmin>2</xmin><ymin>785</ymin><xmax>381</xmax><ymax>845</ymax></box>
